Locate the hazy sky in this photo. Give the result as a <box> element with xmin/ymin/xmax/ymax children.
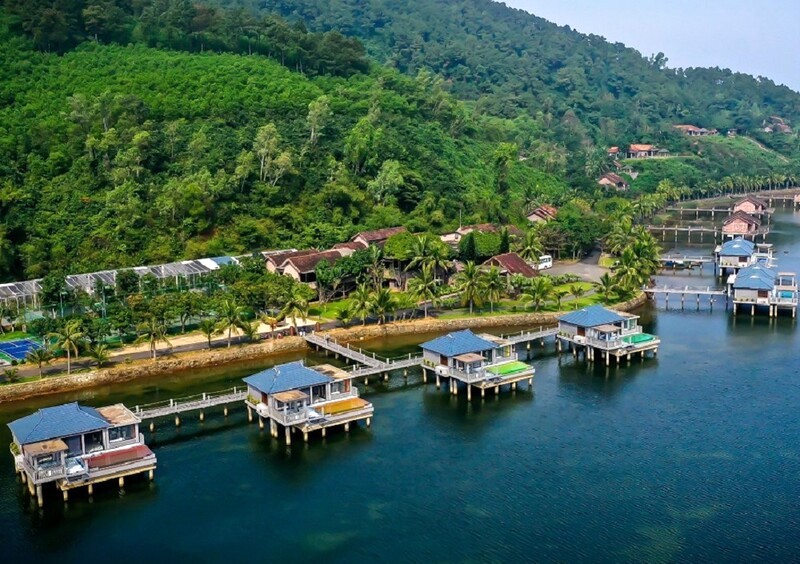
<box><xmin>503</xmin><ymin>1</ymin><xmax>800</xmax><ymax>92</ymax></box>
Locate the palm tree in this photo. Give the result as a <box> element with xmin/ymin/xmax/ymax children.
<box><xmin>217</xmin><ymin>299</ymin><xmax>248</xmax><ymax>347</ymax></box>
<box><xmin>26</xmin><ymin>346</ymin><xmax>53</xmax><ymax>379</ymax></box>
<box><xmin>483</xmin><ymin>266</ymin><xmax>505</xmax><ymax>313</ymax></box>
<box><xmin>569</xmin><ymin>284</ymin><xmax>584</xmax><ymax>309</ymax></box>
<box><xmin>454</xmin><ymin>261</ymin><xmax>484</xmax><ymax>314</ymax></box>
<box><xmin>516</xmin><ymin>229</ymin><xmax>543</xmax><ymax>262</ymax></box>
<box><xmin>135</xmin><ymin>317</ymin><xmax>171</xmax><ymax>360</ymax></box>
<box><xmin>336</xmin><ymin>305</ymin><xmax>353</xmax><ymax>327</ymax></box>
<box><xmin>595</xmin><ymin>273</ymin><xmax>618</xmax><ymax>304</ymax></box>
<box><xmin>86</xmin><ymin>343</ymin><xmax>110</xmax><ymax>368</ymax></box>
<box><xmin>239</xmin><ymin>320</ymin><xmax>259</xmax><ymax>343</ymax></box>
<box><xmin>553</xmin><ymin>289</ymin><xmax>569</xmax><ymax>311</ymax></box>
<box><xmin>406</xmin><ymin>233</ymin><xmax>451</xmax><ymax>279</ymax></box>
<box><xmin>279</xmin><ymin>287</ymin><xmax>309</xmax><ymax>333</ymax></box>
<box><xmin>394</xmin><ymin>293</ymin><xmax>417</xmax><ymax>320</ymax></box>
<box><xmin>406</xmin><ymin>263</ymin><xmax>439</xmax><ymax>318</ymax></box>
<box><xmin>366</xmin><ymin>244</ymin><xmax>385</xmax><ymax>291</ymax></box>
<box><xmin>522</xmin><ymin>276</ymin><xmax>553</xmax><ymax>312</ymax></box>
<box><xmin>49</xmin><ymin>319</ymin><xmax>85</xmax><ymax>375</ymax></box>
<box><xmin>351</xmin><ymin>283</ymin><xmax>372</xmax><ymax>325</ymax></box>
<box><xmin>369</xmin><ymin>288</ymin><xmax>397</xmax><ymax>325</ymax></box>
<box><xmin>260</xmin><ymin>314</ymin><xmax>281</xmax><ymax>338</ymax></box>
<box><xmin>198</xmin><ymin>318</ymin><xmax>217</xmax><ymax>349</ymax></box>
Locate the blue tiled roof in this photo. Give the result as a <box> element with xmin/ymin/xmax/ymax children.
<box><xmin>8</xmin><ymin>402</ymin><xmax>110</xmax><ymax>445</ymax></box>
<box><xmin>719</xmin><ymin>238</ymin><xmax>755</xmax><ymax>257</ymax></box>
<box><xmin>733</xmin><ymin>264</ymin><xmax>776</xmax><ymax>290</ymax></box>
<box><xmin>420</xmin><ymin>329</ymin><xmax>495</xmax><ymax>357</ymax></box>
<box><xmin>558</xmin><ymin>305</ymin><xmax>626</xmax><ymax>328</ymax></box>
<box><xmin>243</xmin><ymin>361</ymin><xmax>332</xmax><ymax>395</ymax></box>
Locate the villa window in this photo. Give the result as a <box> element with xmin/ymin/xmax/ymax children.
<box><xmin>108</xmin><ymin>425</ymin><xmax>135</xmax><ymax>443</ymax></box>
<box><xmin>84</xmin><ymin>431</ymin><xmax>105</xmax><ymax>454</ymax></box>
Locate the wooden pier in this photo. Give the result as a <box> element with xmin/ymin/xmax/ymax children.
<box><xmin>132</xmin><ymin>387</ymin><xmax>247</xmax><ymax>429</ymax></box>
<box><xmin>647</xmin><ymin>225</ymin><xmax>769</xmax><ymax>242</ymax></box>
<box><xmin>644</xmin><ymin>285</ymin><xmax>728</xmax><ymax>310</ymax></box>
<box><xmin>665</xmin><ymin>206</ymin><xmax>774</xmax><ymax>219</ymax></box>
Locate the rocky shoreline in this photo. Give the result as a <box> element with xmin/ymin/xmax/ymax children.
<box><xmin>0</xmin><ymin>293</ymin><xmax>647</xmax><ymax>403</ymax></box>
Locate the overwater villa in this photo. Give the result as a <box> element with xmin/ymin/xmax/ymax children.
<box><xmin>733</xmin><ymin>195</ymin><xmax>771</xmax><ymax>216</ymax></box>
<box><xmin>722</xmin><ymin>211</ymin><xmax>764</xmax><ymax>239</ymax></box>
<box><xmin>730</xmin><ymin>264</ymin><xmax>798</xmax><ymax>317</ymax></box>
<box><xmin>557</xmin><ymin>305</ymin><xmax>660</xmax><ymax>366</ymax></box>
<box><xmin>8</xmin><ymin>402</ymin><xmax>156</xmax><ymax>507</ymax></box>
<box><xmin>243</xmin><ymin>361</ymin><xmax>374</xmax><ymax>445</ymax></box>
<box><xmin>714</xmin><ymin>237</ymin><xmax>774</xmax><ymax>277</ymax></box>
<box><xmin>420</xmin><ymin>329</ymin><xmax>534</xmax><ymax>399</ymax></box>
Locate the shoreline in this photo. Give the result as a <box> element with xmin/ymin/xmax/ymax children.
<box><xmin>0</xmin><ymin>293</ymin><xmax>647</xmax><ymax>404</ymax></box>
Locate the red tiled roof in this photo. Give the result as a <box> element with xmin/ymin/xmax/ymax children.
<box><xmin>629</xmin><ymin>144</ymin><xmax>656</xmax><ymax>152</ymax></box>
<box><xmin>333</xmin><ymin>241</ymin><xmax>368</xmax><ymax>251</ymax></box>
<box><xmin>723</xmin><ymin>211</ymin><xmax>761</xmax><ymax>227</ymax></box>
<box><xmin>735</xmin><ymin>195</ymin><xmax>768</xmax><ymax>208</ymax></box>
<box><xmin>598</xmin><ymin>172</ymin><xmax>628</xmax><ymax>185</ymax></box>
<box><xmin>283</xmin><ymin>250</ymin><xmax>343</xmax><ymax>274</ymax></box>
<box><xmin>527</xmin><ymin>205</ymin><xmax>558</xmax><ymax>222</ymax></box>
<box><xmin>608</xmin><ymin>146</ymin><xmax>620</xmax><ymax>153</ymax></box>
<box><xmin>674</xmin><ymin>125</ymin><xmax>701</xmax><ymax>132</ymax></box>
<box><xmin>351</xmin><ymin>226</ymin><xmax>407</xmax><ymax>243</ymax></box>
<box><xmin>266</xmin><ymin>249</ymin><xmax>317</xmax><ymax>268</ymax></box>
<box><xmin>483</xmin><ymin>253</ymin><xmax>538</xmax><ymax>277</ymax></box>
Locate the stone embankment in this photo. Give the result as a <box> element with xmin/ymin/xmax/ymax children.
<box><xmin>0</xmin><ymin>293</ymin><xmax>647</xmax><ymax>403</ymax></box>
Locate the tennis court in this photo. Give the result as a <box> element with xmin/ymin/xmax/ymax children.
<box><xmin>0</xmin><ymin>338</ymin><xmax>43</xmax><ymax>361</ymax></box>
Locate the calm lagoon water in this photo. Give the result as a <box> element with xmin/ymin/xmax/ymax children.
<box><xmin>3</xmin><ymin>208</ymin><xmax>800</xmax><ymax>562</ymax></box>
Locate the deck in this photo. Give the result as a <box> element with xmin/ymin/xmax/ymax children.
<box><xmin>132</xmin><ymin>387</ymin><xmax>246</xmax><ymax>421</ymax></box>
<box><xmin>306</xmin><ymin>333</ymin><xmax>423</xmax><ymax>379</ymax></box>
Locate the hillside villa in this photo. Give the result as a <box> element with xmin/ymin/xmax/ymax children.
<box><xmin>281</xmin><ymin>249</ymin><xmax>348</xmax><ymax>287</ymax></box>
<box><xmin>526</xmin><ymin>205</ymin><xmax>558</xmax><ymax>224</ymax></box>
<box><xmin>674</xmin><ymin>125</ymin><xmax>718</xmax><ymax>137</ymax></box>
<box><xmin>627</xmin><ymin>144</ymin><xmax>669</xmax><ymax>158</ymax></box>
<box><xmin>482</xmin><ymin>252</ymin><xmax>538</xmax><ymax>278</ymax></box>
<box><xmin>597</xmin><ymin>172</ymin><xmax>629</xmax><ymax>191</ymax></box>
<box><xmin>351</xmin><ymin>227</ymin><xmax>407</xmax><ymax>248</ymax></box>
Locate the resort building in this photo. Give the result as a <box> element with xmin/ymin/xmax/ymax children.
<box><xmin>482</xmin><ymin>252</ymin><xmax>538</xmax><ymax>278</ymax></box>
<box><xmin>674</xmin><ymin>125</ymin><xmax>717</xmax><ymax>137</ymax></box>
<box><xmin>265</xmin><ymin>249</ymin><xmax>317</xmax><ymax>274</ymax></box>
<box><xmin>556</xmin><ymin>305</ymin><xmax>660</xmax><ymax>366</ymax></box>
<box><xmin>526</xmin><ymin>205</ymin><xmax>558</xmax><ymax>224</ymax></box>
<box><xmin>732</xmin><ymin>195</ymin><xmax>770</xmax><ymax>215</ymax></box>
<box><xmin>8</xmin><ymin>402</ymin><xmax>156</xmax><ymax>507</ymax></box>
<box><xmin>607</xmin><ymin>146</ymin><xmax>620</xmax><ymax>159</ymax></box>
<box><xmin>350</xmin><ymin>226</ymin><xmax>407</xmax><ymax>248</ymax></box>
<box><xmin>730</xmin><ymin>264</ymin><xmax>798</xmax><ymax>317</ymax></box>
<box><xmin>714</xmin><ymin>237</ymin><xmax>759</xmax><ymax>276</ymax></box>
<box><xmin>420</xmin><ymin>329</ymin><xmax>534</xmax><ymax>399</ymax></box>
<box><xmin>722</xmin><ymin>211</ymin><xmax>762</xmax><ymax>238</ymax></box>
<box><xmin>243</xmin><ymin>361</ymin><xmax>374</xmax><ymax>444</ymax></box>
<box><xmin>280</xmin><ymin>249</ymin><xmax>346</xmax><ymax>287</ymax></box>
<box><xmin>628</xmin><ymin>144</ymin><xmax>668</xmax><ymax>158</ymax></box>
<box><xmin>597</xmin><ymin>172</ymin><xmax>629</xmax><ymax>191</ymax></box>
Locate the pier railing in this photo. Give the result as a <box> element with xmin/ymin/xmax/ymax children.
<box><xmin>133</xmin><ymin>387</ymin><xmax>246</xmax><ymax>420</ymax></box>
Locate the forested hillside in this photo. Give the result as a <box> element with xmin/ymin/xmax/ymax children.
<box><xmin>250</xmin><ymin>0</ymin><xmax>800</xmax><ymax>145</ymax></box>
<box><xmin>0</xmin><ymin>3</ymin><xmax>567</xmax><ymax>281</ymax></box>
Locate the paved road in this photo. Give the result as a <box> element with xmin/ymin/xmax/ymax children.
<box><xmin>547</xmin><ymin>249</ymin><xmax>607</xmax><ymax>282</ymax></box>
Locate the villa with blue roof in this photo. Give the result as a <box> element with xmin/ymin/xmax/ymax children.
<box><xmin>731</xmin><ymin>264</ymin><xmax>797</xmax><ymax>317</ymax></box>
<box><xmin>8</xmin><ymin>402</ymin><xmax>156</xmax><ymax>507</ymax></box>
<box><xmin>557</xmin><ymin>305</ymin><xmax>660</xmax><ymax>366</ymax></box>
<box><xmin>715</xmin><ymin>237</ymin><xmax>774</xmax><ymax>277</ymax></box>
<box><xmin>243</xmin><ymin>361</ymin><xmax>373</xmax><ymax>444</ymax></box>
<box><xmin>419</xmin><ymin>329</ymin><xmax>534</xmax><ymax>399</ymax></box>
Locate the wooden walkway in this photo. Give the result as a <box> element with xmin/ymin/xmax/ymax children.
<box><xmin>132</xmin><ymin>387</ymin><xmax>246</xmax><ymax>421</ymax></box>
<box><xmin>645</xmin><ymin>285</ymin><xmax>727</xmax><ymax>297</ymax></box>
<box><xmin>501</xmin><ymin>327</ymin><xmax>558</xmax><ymax>345</ymax></box>
<box><xmin>306</xmin><ymin>333</ymin><xmax>423</xmax><ymax>378</ymax></box>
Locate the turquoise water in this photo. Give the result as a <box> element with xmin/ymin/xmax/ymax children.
<box><xmin>3</xmin><ymin>208</ymin><xmax>800</xmax><ymax>562</ymax></box>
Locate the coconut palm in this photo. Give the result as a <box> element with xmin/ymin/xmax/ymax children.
<box><xmin>366</xmin><ymin>244</ymin><xmax>385</xmax><ymax>291</ymax></box>
<box><xmin>216</xmin><ymin>299</ymin><xmax>248</xmax><ymax>347</ymax></box>
<box><xmin>406</xmin><ymin>263</ymin><xmax>439</xmax><ymax>318</ymax></box>
<box><xmin>49</xmin><ymin>319</ymin><xmax>85</xmax><ymax>375</ymax></box>
<box><xmin>86</xmin><ymin>343</ymin><xmax>111</xmax><ymax>368</ymax></box>
<box><xmin>26</xmin><ymin>345</ymin><xmax>53</xmax><ymax>378</ymax></box>
<box><xmin>406</xmin><ymin>233</ymin><xmax>451</xmax><ymax>278</ymax></box>
<box><xmin>351</xmin><ymin>283</ymin><xmax>372</xmax><ymax>325</ymax></box>
<box><xmin>239</xmin><ymin>321</ymin><xmax>259</xmax><ymax>342</ymax></box>
<box><xmin>394</xmin><ymin>293</ymin><xmax>418</xmax><ymax>320</ymax></box>
<box><xmin>260</xmin><ymin>314</ymin><xmax>281</xmax><ymax>338</ymax></box>
<box><xmin>454</xmin><ymin>261</ymin><xmax>484</xmax><ymax>314</ymax></box>
<box><xmin>569</xmin><ymin>284</ymin><xmax>585</xmax><ymax>309</ymax></box>
<box><xmin>198</xmin><ymin>318</ymin><xmax>218</xmax><ymax>349</ymax></box>
<box><xmin>336</xmin><ymin>305</ymin><xmax>353</xmax><ymax>327</ymax></box>
<box><xmin>595</xmin><ymin>273</ymin><xmax>618</xmax><ymax>304</ymax></box>
<box><xmin>483</xmin><ymin>266</ymin><xmax>505</xmax><ymax>313</ymax></box>
<box><xmin>552</xmin><ymin>289</ymin><xmax>570</xmax><ymax>311</ymax></box>
<box><xmin>522</xmin><ymin>276</ymin><xmax>553</xmax><ymax>312</ymax></box>
<box><xmin>279</xmin><ymin>287</ymin><xmax>309</xmax><ymax>333</ymax></box>
<box><xmin>369</xmin><ymin>288</ymin><xmax>396</xmax><ymax>325</ymax></box>
<box><xmin>516</xmin><ymin>229</ymin><xmax>543</xmax><ymax>262</ymax></box>
<box><xmin>135</xmin><ymin>317</ymin><xmax>171</xmax><ymax>360</ymax></box>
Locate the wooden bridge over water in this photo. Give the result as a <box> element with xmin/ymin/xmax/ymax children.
<box><xmin>132</xmin><ymin>387</ymin><xmax>247</xmax><ymax>429</ymax></box>
<box><xmin>645</xmin><ymin>285</ymin><xmax>728</xmax><ymax>310</ymax></box>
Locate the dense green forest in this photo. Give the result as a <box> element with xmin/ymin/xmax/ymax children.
<box><xmin>0</xmin><ymin>1</ymin><xmax>571</xmax><ymax>281</ymax></box>
<box><xmin>2</xmin><ymin>0</ymin><xmax>800</xmax><ymax>284</ymax></box>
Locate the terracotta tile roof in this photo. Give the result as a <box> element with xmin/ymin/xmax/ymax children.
<box><xmin>267</xmin><ymin>249</ymin><xmax>317</xmax><ymax>268</ymax></box>
<box><xmin>723</xmin><ymin>211</ymin><xmax>761</xmax><ymax>227</ymax></box>
<box><xmin>483</xmin><ymin>252</ymin><xmax>538</xmax><ymax>277</ymax></box>
<box><xmin>629</xmin><ymin>144</ymin><xmax>656</xmax><ymax>152</ymax></box>
<box><xmin>351</xmin><ymin>226</ymin><xmax>407</xmax><ymax>244</ymax></box>
<box><xmin>735</xmin><ymin>195</ymin><xmax>768</xmax><ymax>208</ymax></box>
<box><xmin>608</xmin><ymin>146</ymin><xmax>619</xmax><ymax>153</ymax></box>
<box><xmin>333</xmin><ymin>241</ymin><xmax>368</xmax><ymax>251</ymax></box>
<box><xmin>598</xmin><ymin>172</ymin><xmax>628</xmax><ymax>185</ymax></box>
<box><xmin>674</xmin><ymin>124</ymin><xmax>701</xmax><ymax>132</ymax></box>
<box><xmin>283</xmin><ymin>250</ymin><xmax>343</xmax><ymax>274</ymax></box>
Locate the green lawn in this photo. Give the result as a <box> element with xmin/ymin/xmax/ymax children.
<box><xmin>0</xmin><ymin>331</ymin><xmax>32</xmax><ymax>342</ymax></box>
